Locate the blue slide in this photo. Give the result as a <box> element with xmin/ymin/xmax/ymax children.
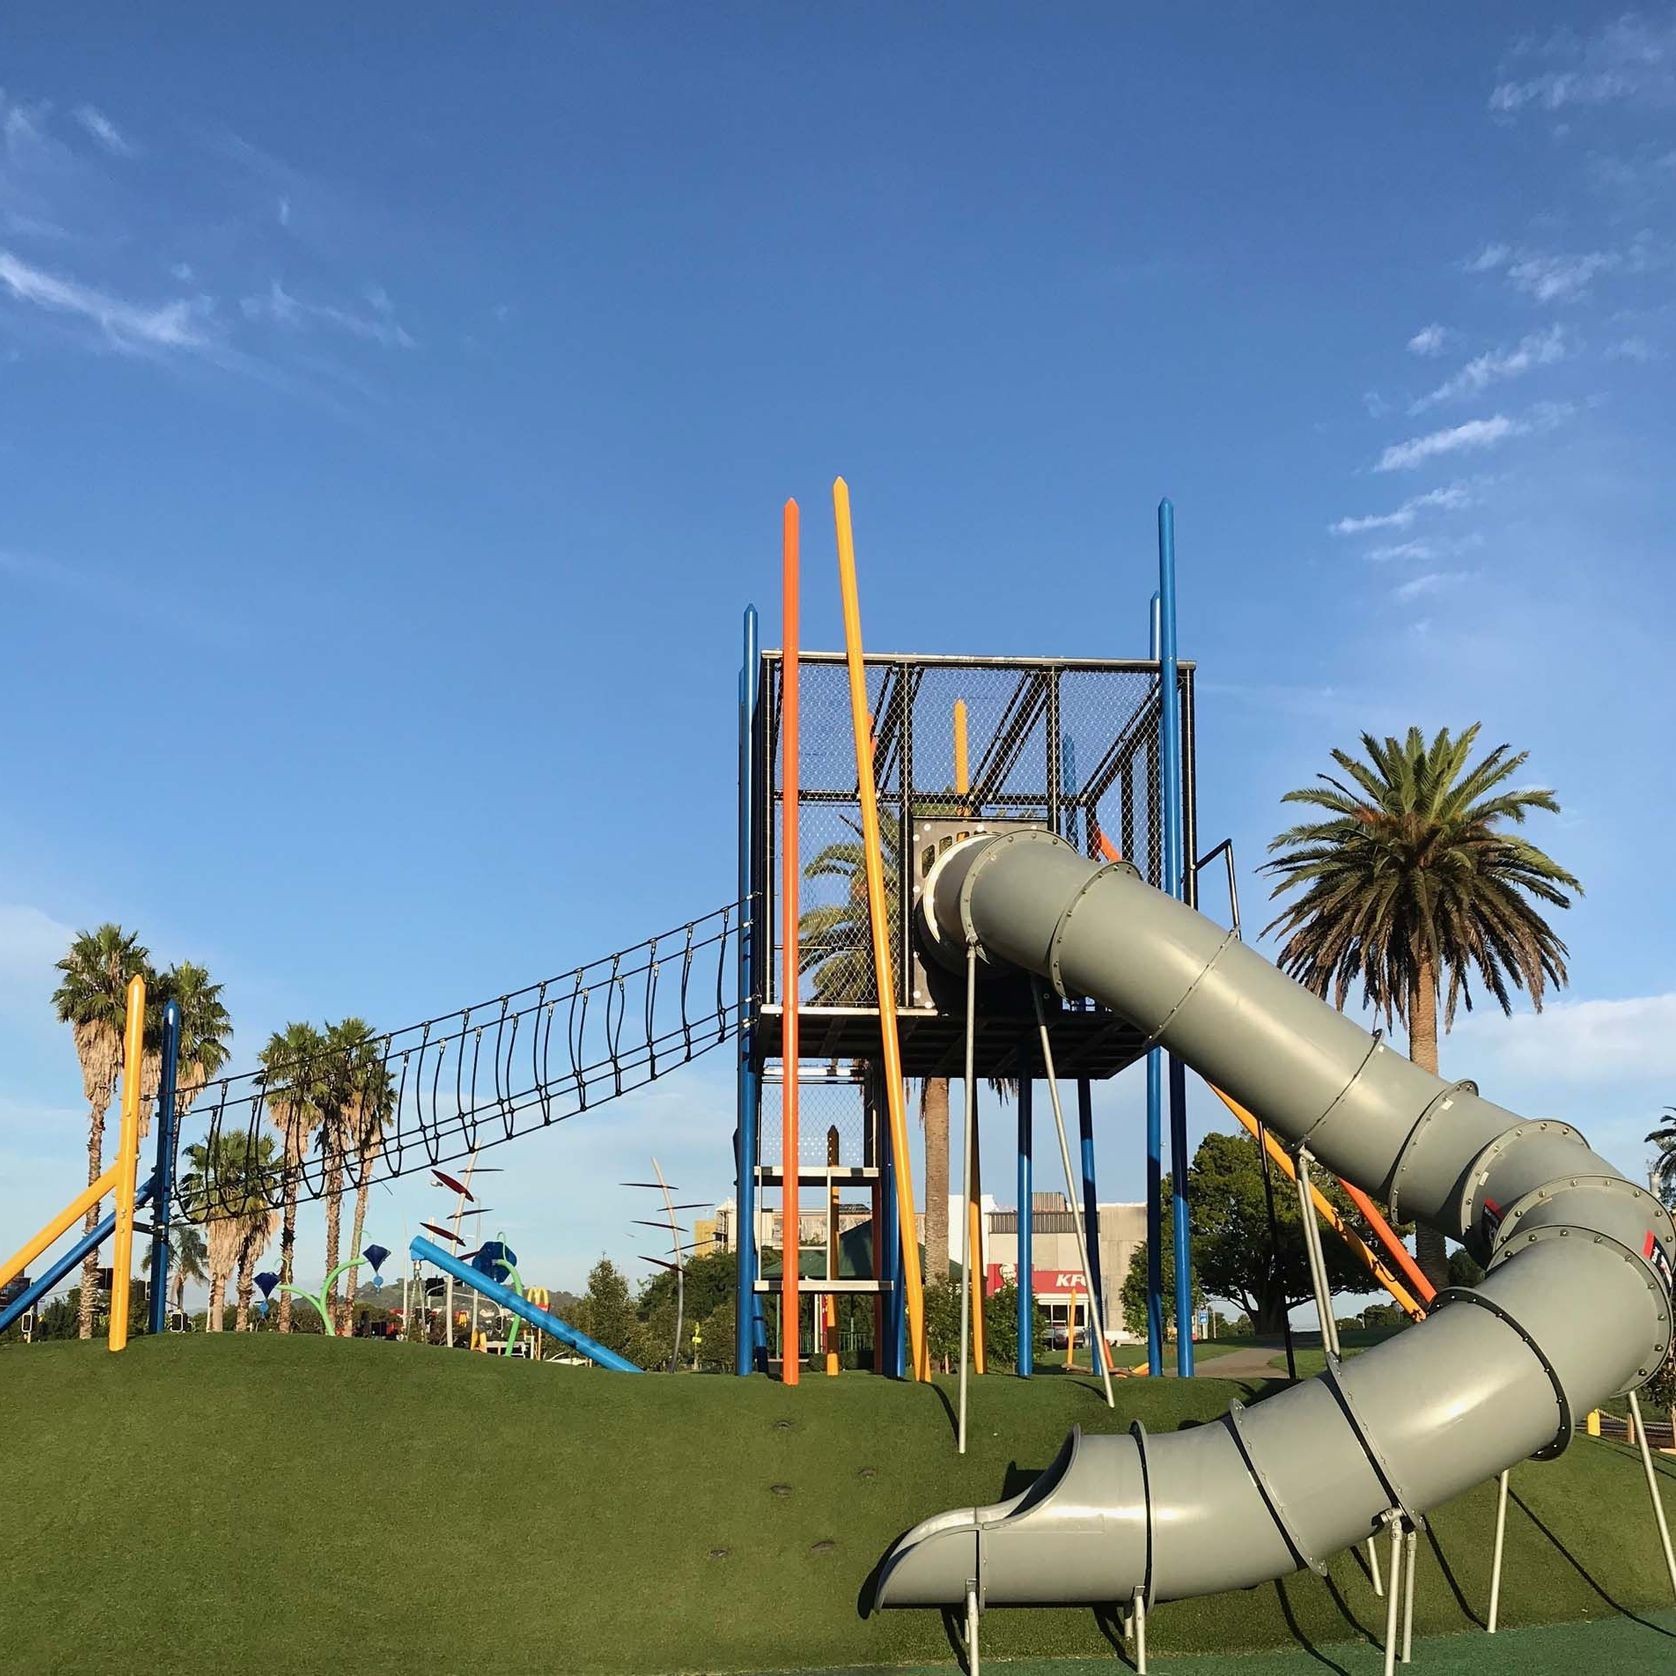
<box><xmin>408</xmin><ymin>1236</ymin><xmax>642</xmax><ymax>1373</ymax></box>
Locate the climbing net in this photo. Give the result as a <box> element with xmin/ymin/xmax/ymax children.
<box><xmin>181</xmin><ymin>902</ymin><xmax>741</xmax><ymax>1216</ymax></box>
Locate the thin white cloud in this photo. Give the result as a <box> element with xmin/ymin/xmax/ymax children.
<box><xmin>1412</xmin><ymin>325</ymin><xmax>1568</xmax><ymax>411</ymax></box>
<box><xmin>1408</xmin><ymin>324</ymin><xmax>1448</xmax><ymax>356</ymax></box>
<box><xmin>1607</xmin><ymin>334</ymin><xmax>1659</xmax><ymax>362</ymax></box>
<box><xmin>1364</xmin><ymin>539</ymin><xmax>1435</xmax><ymax>563</ymax></box>
<box><xmin>1329</xmin><ymin>483</ymin><xmax>1471</xmax><ymax>536</ymax></box>
<box><xmin>0</xmin><ymin>248</ymin><xmax>212</xmax><ymax>352</ymax></box>
<box><xmin>1506</xmin><ymin>249</ymin><xmax>1620</xmax><ymax>302</ymax></box>
<box><xmin>241</xmin><ymin>277</ymin><xmax>415</xmax><ymax>349</ymax></box>
<box><xmin>1490</xmin><ymin>15</ymin><xmax>1676</xmax><ymax>115</ymax></box>
<box><xmin>277</xmin><ymin>195</ymin><xmax>291</xmax><ymax>228</ymax></box>
<box><xmin>1392</xmin><ymin>570</ymin><xmax>1471</xmax><ymax>603</ymax></box>
<box><xmin>73</xmin><ymin>105</ymin><xmax>131</xmax><ymax>157</ymax></box>
<box><xmin>1456</xmin><ymin>993</ymin><xmax>1676</xmax><ymax>1084</ymax></box>
<box><xmin>1468</xmin><ymin>243</ymin><xmax>1512</xmax><ymax>274</ymax></box>
<box><xmin>1376</xmin><ymin>415</ymin><xmax>1521</xmax><ymax>472</ymax></box>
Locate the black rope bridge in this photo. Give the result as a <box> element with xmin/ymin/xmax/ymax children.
<box><xmin>183</xmin><ymin>902</ymin><xmax>741</xmax><ymax>1217</ymax></box>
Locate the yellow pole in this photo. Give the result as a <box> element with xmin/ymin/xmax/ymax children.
<box><xmin>834</xmin><ymin>476</ymin><xmax>929</xmax><ymax>1382</ymax></box>
<box><xmin>953</xmin><ymin>698</ymin><xmax>987</xmax><ymax>1375</ymax></box>
<box><xmin>107</xmin><ymin>973</ymin><xmax>146</xmax><ymax>1352</ymax></box>
<box><xmin>1210</xmin><ymin>1085</ymin><xmax>1424</xmax><ymax>1321</ymax></box>
<box><xmin>0</xmin><ymin>1166</ymin><xmax>121</xmax><ymax>1295</ymax></box>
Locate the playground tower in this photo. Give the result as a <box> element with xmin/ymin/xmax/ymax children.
<box><xmin>734</xmin><ymin>494</ymin><xmax>1200</xmax><ymax>1380</ymax></box>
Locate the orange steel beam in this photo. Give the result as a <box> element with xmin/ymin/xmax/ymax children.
<box><xmin>834</xmin><ymin>477</ymin><xmax>928</xmax><ymax>1381</ymax></box>
<box><xmin>0</xmin><ymin>1165</ymin><xmax>121</xmax><ymax>1294</ymax></box>
<box><xmin>1209</xmin><ymin>1085</ymin><xmax>1426</xmax><ymax>1321</ymax></box>
<box><xmin>953</xmin><ymin>698</ymin><xmax>986</xmax><ymax>1374</ymax></box>
<box><xmin>780</xmin><ymin>497</ymin><xmax>801</xmax><ymax>1386</ymax></box>
<box><xmin>108</xmin><ymin>973</ymin><xmax>146</xmax><ymax>1352</ymax></box>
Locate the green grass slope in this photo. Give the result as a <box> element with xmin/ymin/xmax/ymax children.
<box><xmin>5</xmin><ymin>1336</ymin><xmax>1674</xmax><ymax>1675</ymax></box>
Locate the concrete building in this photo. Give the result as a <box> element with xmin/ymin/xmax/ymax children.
<box><xmin>711</xmin><ymin>1192</ymin><xmax>1142</xmax><ymax>1341</ymax></box>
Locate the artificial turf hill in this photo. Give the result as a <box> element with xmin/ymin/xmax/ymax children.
<box><xmin>6</xmin><ymin>1334</ymin><xmax>1676</xmax><ymax>1675</ymax></box>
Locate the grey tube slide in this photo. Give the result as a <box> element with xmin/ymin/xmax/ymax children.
<box><xmin>873</xmin><ymin>831</ymin><xmax>1674</xmax><ymax>1610</ymax></box>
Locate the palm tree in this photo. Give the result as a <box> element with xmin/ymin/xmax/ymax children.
<box><xmin>52</xmin><ymin>924</ymin><xmax>152</xmax><ymax>1339</ymax></box>
<box><xmin>179</xmin><ymin>1132</ymin><xmax>278</xmax><ymax>1331</ymax></box>
<box><xmin>146</xmin><ymin>961</ymin><xmax>233</xmax><ymax>1135</ymax></box>
<box><xmin>315</xmin><ymin>1018</ymin><xmax>389</xmax><ymax>1332</ymax></box>
<box><xmin>1264</xmin><ymin>725</ymin><xmax>1580</xmax><ymax>1288</ymax></box>
<box><xmin>167</xmin><ymin>1223</ymin><xmax>208</xmax><ymax>1316</ymax></box>
<box><xmin>324</xmin><ymin>1018</ymin><xmax>394</xmax><ymax>1332</ymax></box>
<box><xmin>260</xmin><ymin>1022</ymin><xmax>327</xmax><ymax>1333</ymax></box>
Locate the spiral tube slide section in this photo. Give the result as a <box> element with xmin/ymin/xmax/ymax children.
<box><xmin>872</xmin><ymin>830</ymin><xmax>1674</xmax><ymax>1610</ymax></box>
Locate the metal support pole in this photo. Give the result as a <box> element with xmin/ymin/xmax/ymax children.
<box><xmin>1075</xmin><ymin>1079</ymin><xmax>1106</xmax><ymax>1374</ymax></box>
<box><xmin>1401</xmin><ymin>1526</ymin><xmax>1417</xmax><ymax>1664</ymax></box>
<box><xmin>881</xmin><ymin>1126</ymin><xmax>905</xmax><ymax>1378</ymax></box>
<box><xmin>958</xmin><ymin>941</ymin><xmax>978</xmax><ymax>1452</ymax></box>
<box><xmin>964</xmin><ymin>1581</ymin><xmax>981</xmax><ymax>1676</ymax></box>
<box><xmin>1031</xmin><ymin>983</ymin><xmax>1114</xmax><ymax>1408</ymax></box>
<box><xmin>780</xmin><ymin>504</ymin><xmax>802</xmax><ymax>1387</ymax></box>
<box><xmin>1144</xmin><ymin>1047</ymin><xmax>1164</xmax><ymax>1375</ymax></box>
<box><xmin>1368</xmin><ymin>1537</ymin><xmax>1384</xmax><ymax>1598</ymax></box>
<box><xmin>1017</xmin><ymin>1080</ymin><xmax>1034</xmax><ymax>1377</ymax></box>
<box><xmin>1295</xmin><ymin>1146</ymin><xmax>1341</xmax><ymax>1360</ymax></box>
<box><xmin>735</xmin><ymin>604</ymin><xmax>761</xmax><ymax>1375</ymax></box>
<box><xmin>1145</xmin><ymin>592</ymin><xmax>1164</xmax><ymax>1379</ymax></box>
<box><xmin>147</xmin><ymin>999</ymin><xmax>182</xmax><ymax>1336</ymax></box>
<box><xmin>1382</xmin><ymin>1515</ymin><xmax>1402</xmax><ymax>1676</ymax></box>
<box><xmin>1629</xmin><ymin>1388</ymin><xmax>1676</xmax><ymax>1602</ymax></box>
<box><xmin>1131</xmin><ymin>1586</ymin><xmax>1147</xmax><ymax>1674</ymax></box>
<box><xmin>1487</xmin><ymin>1469</ymin><xmax>1509</xmax><ymax>1631</ymax></box>
<box><xmin>1157</xmin><ymin>498</ymin><xmax>1193</xmax><ymax>1378</ymax></box>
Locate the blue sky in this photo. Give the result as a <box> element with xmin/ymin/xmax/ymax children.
<box><xmin>3</xmin><ymin>6</ymin><xmax>1674</xmax><ymax>1302</ymax></box>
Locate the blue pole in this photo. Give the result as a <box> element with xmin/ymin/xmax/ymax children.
<box><xmin>1145</xmin><ymin>591</ymin><xmax>1165</xmax><ymax>1376</ymax></box>
<box><xmin>1158</xmin><ymin>499</ymin><xmax>1194</xmax><ymax>1377</ymax></box>
<box><xmin>735</xmin><ymin>605</ymin><xmax>763</xmax><ymax>1376</ymax></box>
<box><xmin>880</xmin><ymin>1134</ymin><xmax>905</xmax><ymax>1377</ymax></box>
<box><xmin>148</xmin><ymin>1000</ymin><xmax>182</xmax><ymax>1336</ymax></box>
<box><xmin>1017</xmin><ymin>1079</ymin><xmax>1034</xmax><ymax>1376</ymax></box>
<box><xmin>1075</xmin><ymin>1079</ymin><xmax>1103</xmax><ymax>1328</ymax></box>
<box><xmin>0</xmin><ymin>1176</ymin><xmax>156</xmax><ymax>1335</ymax></box>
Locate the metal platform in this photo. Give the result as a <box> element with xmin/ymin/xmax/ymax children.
<box><xmin>756</xmin><ymin>1003</ymin><xmax>1151</xmax><ymax>1081</ymax></box>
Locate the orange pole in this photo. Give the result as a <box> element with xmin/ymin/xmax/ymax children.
<box><xmin>780</xmin><ymin>497</ymin><xmax>801</xmax><ymax>1385</ymax></box>
<box><xmin>953</xmin><ymin>698</ymin><xmax>987</xmax><ymax>1374</ymax></box>
<box><xmin>108</xmin><ymin>973</ymin><xmax>146</xmax><ymax>1352</ymax></box>
<box><xmin>834</xmin><ymin>477</ymin><xmax>929</xmax><ymax>1381</ymax></box>
<box><xmin>1337</xmin><ymin>1175</ymin><xmax>1435</xmax><ymax>1306</ymax></box>
<box><xmin>1210</xmin><ymin>1085</ymin><xmax>1426</xmax><ymax>1320</ymax></box>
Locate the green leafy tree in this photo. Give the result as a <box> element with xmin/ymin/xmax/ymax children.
<box><xmin>260</xmin><ymin>1022</ymin><xmax>328</xmax><ymax>1333</ymax></box>
<box><xmin>574</xmin><ymin>1259</ymin><xmax>638</xmax><ymax>1359</ymax></box>
<box><xmin>980</xmin><ymin>1280</ymin><xmax>1046</xmax><ymax>1373</ymax></box>
<box><xmin>53</xmin><ymin>924</ymin><xmax>152</xmax><ymax>1340</ymax></box>
<box><xmin>1119</xmin><ymin>1178</ymin><xmax>1210</xmax><ymax>1339</ymax></box>
<box><xmin>1264</xmin><ymin>725</ymin><xmax>1580</xmax><ymax>1289</ymax></box>
<box><xmin>1179</xmin><ymin>1133</ymin><xmax>1367</xmax><ymax>1335</ymax></box>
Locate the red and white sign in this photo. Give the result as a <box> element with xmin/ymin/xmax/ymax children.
<box><xmin>985</xmin><ymin>1263</ymin><xmax>1094</xmax><ymax>1298</ymax></box>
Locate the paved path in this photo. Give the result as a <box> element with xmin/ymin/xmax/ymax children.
<box><xmin>1191</xmin><ymin>1344</ymin><xmax>1288</xmax><ymax>1378</ymax></box>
